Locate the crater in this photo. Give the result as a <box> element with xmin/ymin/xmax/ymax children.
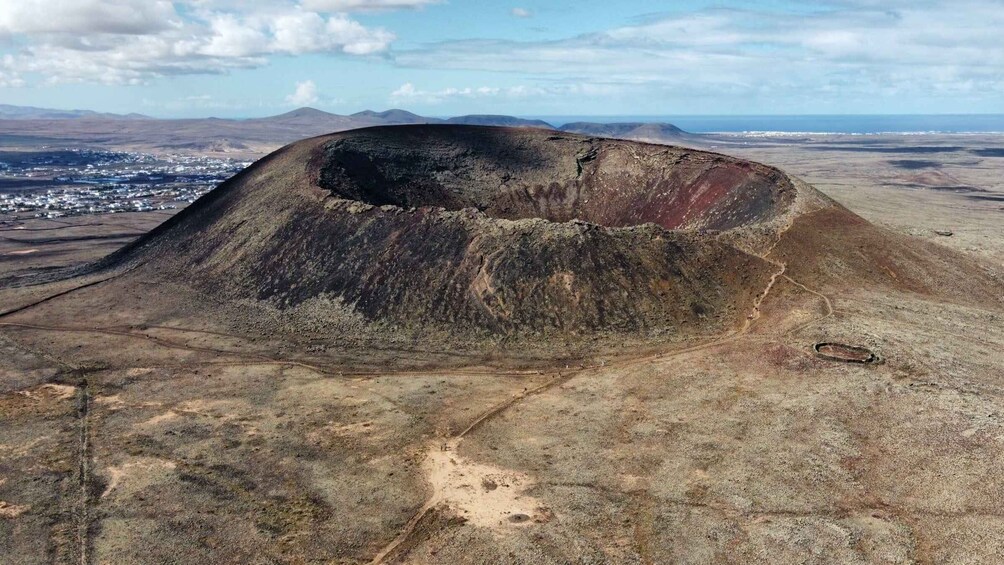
<box><xmin>316</xmin><ymin>126</ymin><xmax>794</xmax><ymax>231</ymax></box>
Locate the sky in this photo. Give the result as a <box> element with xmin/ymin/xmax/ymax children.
<box><xmin>0</xmin><ymin>0</ymin><xmax>1002</xmax><ymax>118</ymax></box>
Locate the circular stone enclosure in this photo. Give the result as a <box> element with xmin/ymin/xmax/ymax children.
<box><xmin>316</xmin><ymin>126</ymin><xmax>795</xmax><ymax>232</ymax></box>
<box><xmin>814</xmin><ymin>343</ymin><xmax>879</xmax><ymax>364</ymax></box>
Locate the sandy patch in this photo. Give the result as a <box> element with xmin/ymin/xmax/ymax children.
<box><xmin>365</xmin><ymin>439</ymin><xmax>550</xmax><ymax>564</ymax></box>
<box><xmin>16</xmin><ymin>383</ymin><xmax>77</xmax><ymax>402</ymax></box>
<box><xmin>174</xmin><ymin>399</ymin><xmax>261</xmax><ymax>435</ymax></box>
<box><xmin>140</xmin><ymin>410</ymin><xmax>179</xmax><ymax>427</ymax></box>
<box><xmin>328</xmin><ymin>421</ymin><xmax>376</xmax><ymax>436</ymax></box>
<box><xmin>94</xmin><ymin>394</ymin><xmax>126</xmax><ymax>409</ymax></box>
<box><xmin>175</xmin><ymin>398</ymin><xmax>241</xmax><ymax>419</ymax></box>
<box><xmin>41</xmin><ymin>383</ymin><xmax>77</xmax><ymax>400</ymax></box>
<box><xmin>425</xmin><ymin>439</ymin><xmax>547</xmax><ymax>529</ymax></box>
<box><xmin>100</xmin><ymin>457</ymin><xmax>177</xmax><ymax>499</ymax></box>
<box><xmin>0</xmin><ymin>500</ymin><xmax>30</xmax><ymax>519</ymax></box>
<box><xmin>0</xmin><ymin>437</ymin><xmax>49</xmax><ymax>458</ymax></box>
<box><xmin>307</xmin><ymin>420</ymin><xmax>387</xmax><ymax>444</ymax></box>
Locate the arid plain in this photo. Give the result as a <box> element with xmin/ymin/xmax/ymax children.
<box><xmin>2</xmin><ymin>126</ymin><xmax>1003</xmax><ymax>565</ymax></box>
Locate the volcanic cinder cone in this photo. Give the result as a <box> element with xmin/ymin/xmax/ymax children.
<box><xmin>100</xmin><ymin>125</ymin><xmax>1001</xmax><ymax>347</ymax></box>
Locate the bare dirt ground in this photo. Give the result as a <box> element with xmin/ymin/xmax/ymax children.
<box><xmin>1</xmin><ymin>133</ymin><xmax>1002</xmax><ymax>564</ymax></box>
<box><xmin>703</xmin><ymin>133</ymin><xmax>1004</xmax><ymax>265</ymax></box>
<box><xmin>0</xmin><ymin>212</ymin><xmax>179</xmax><ymax>283</ymax></box>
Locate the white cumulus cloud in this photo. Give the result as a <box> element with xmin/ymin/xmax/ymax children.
<box><xmin>389</xmin><ymin>82</ymin><xmax>606</xmax><ymax>104</ymax></box>
<box><xmin>0</xmin><ymin>1</ymin><xmax>399</xmax><ymax>85</ymax></box>
<box><xmin>0</xmin><ymin>0</ymin><xmax>178</xmax><ymax>35</ymax></box>
<box><xmin>511</xmin><ymin>7</ymin><xmax>532</xmax><ymax>18</ymax></box>
<box><xmin>286</xmin><ymin>80</ymin><xmax>321</xmax><ymax>106</ymax></box>
<box><xmin>301</xmin><ymin>0</ymin><xmax>441</xmax><ymax>12</ymax></box>
<box><xmin>0</xmin><ymin>55</ymin><xmax>24</xmax><ymax>87</ymax></box>
<box><xmin>394</xmin><ymin>0</ymin><xmax>1004</xmax><ymax>108</ymax></box>
<box><xmin>391</xmin><ymin>82</ymin><xmax>508</xmax><ymax>103</ymax></box>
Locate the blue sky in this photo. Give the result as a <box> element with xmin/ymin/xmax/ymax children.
<box><xmin>0</xmin><ymin>0</ymin><xmax>1002</xmax><ymax>117</ymax></box>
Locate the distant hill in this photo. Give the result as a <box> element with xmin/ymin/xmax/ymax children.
<box><xmin>244</xmin><ymin>107</ymin><xmax>359</xmax><ymax>129</ymax></box>
<box><xmin>351</xmin><ymin>109</ymin><xmax>435</xmax><ymax>124</ymax></box>
<box><xmin>262</xmin><ymin>107</ymin><xmax>344</xmax><ymax>121</ymax></box>
<box><xmin>559</xmin><ymin>122</ymin><xmax>688</xmax><ymax>139</ymax></box>
<box><xmin>0</xmin><ymin>103</ymin><xmax>553</xmax><ymax>130</ymax></box>
<box><xmin>0</xmin><ymin>104</ymin><xmax>150</xmax><ymax>120</ymax></box>
<box><xmin>0</xmin><ymin>104</ymin><xmax>699</xmax><ymax>157</ymax></box>
<box><xmin>446</xmin><ymin>115</ymin><xmax>553</xmax><ymax>128</ymax></box>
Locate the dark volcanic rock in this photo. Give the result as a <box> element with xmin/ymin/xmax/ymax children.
<box><xmin>108</xmin><ymin>125</ymin><xmax>800</xmax><ymax>342</ymax></box>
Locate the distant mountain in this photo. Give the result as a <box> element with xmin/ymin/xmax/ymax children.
<box><xmin>351</xmin><ymin>109</ymin><xmax>435</xmax><ymax>124</ymax></box>
<box><xmin>559</xmin><ymin>122</ymin><xmax>688</xmax><ymax>139</ymax></box>
<box><xmin>263</xmin><ymin>107</ymin><xmax>343</xmax><ymax>121</ymax></box>
<box><xmin>0</xmin><ymin>104</ymin><xmax>699</xmax><ymax>157</ymax></box>
<box><xmin>446</xmin><ymin>114</ymin><xmax>553</xmax><ymax>128</ymax></box>
<box><xmin>0</xmin><ymin>104</ymin><xmax>150</xmax><ymax>120</ymax></box>
<box><xmin>245</xmin><ymin>107</ymin><xmax>358</xmax><ymax>129</ymax></box>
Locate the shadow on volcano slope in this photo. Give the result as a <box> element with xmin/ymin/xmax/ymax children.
<box><xmin>1</xmin><ymin>126</ymin><xmax>1003</xmax><ymax>565</ymax></box>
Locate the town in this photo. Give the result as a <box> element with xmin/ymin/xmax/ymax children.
<box><xmin>0</xmin><ymin>148</ymin><xmax>250</xmax><ymax>220</ymax></box>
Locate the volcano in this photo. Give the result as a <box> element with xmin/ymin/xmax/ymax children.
<box><xmin>99</xmin><ymin>125</ymin><xmax>1003</xmax><ymax>349</ymax></box>
<box><xmin>101</xmin><ymin>125</ymin><xmax>823</xmax><ymax>343</ymax></box>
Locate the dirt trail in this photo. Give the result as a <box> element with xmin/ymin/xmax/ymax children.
<box><xmin>0</xmin><ymin>264</ymin><xmax>138</xmax><ymax>319</ymax></box>
<box><xmin>135</xmin><ymin>324</ymin><xmax>489</xmax><ymax>360</ymax></box>
<box><xmin>0</xmin><ymin>223</ymin><xmax>109</xmax><ymax>233</ymax></box>
<box><xmin>366</xmin><ymin>279</ymin><xmax>808</xmax><ymax>564</ymax></box>
<box><xmin>367</xmin><ymin>369</ymin><xmax>574</xmax><ymax>564</ymax></box>
<box><xmin>781</xmin><ymin>275</ymin><xmax>835</xmax><ymax>335</ymax></box>
<box><xmin>76</xmin><ymin>376</ymin><xmax>91</xmax><ymax>565</ymax></box>
<box><xmin>0</xmin><ymin>331</ymin><xmax>95</xmax><ymax>563</ymax></box>
<box><xmin>741</xmin><ymin>260</ymin><xmax>786</xmax><ymax>333</ymax></box>
<box><xmin>365</xmin><ymin>213</ymin><xmax>839</xmax><ymax>564</ymax></box>
<box><xmin>365</xmin><ymin>322</ymin><xmax>790</xmax><ymax>564</ymax></box>
<box><xmin>1</xmin><ymin>214</ymin><xmax>840</xmax><ymax>565</ymax></box>
<box><xmin>0</xmin><ymin>321</ymin><xmax>563</xmax><ymax>380</ymax></box>
<box><xmin>0</xmin><ymin>321</ymin><xmax>284</xmax><ymax>367</ymax></box>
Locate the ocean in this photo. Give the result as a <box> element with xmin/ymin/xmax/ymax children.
<box><xmin>530</xmin><ymin>114</ymin><xmax>1004</xmax><ymax>134</ymax></box>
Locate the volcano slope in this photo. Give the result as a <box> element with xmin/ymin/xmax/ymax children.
<box><xmin>94</xmin><ymin>125</ymin><xmax>799</xmax><ymax>348</ymax></box>
<box><xmin>1</xmin><ymin>126</ymin><xmax>1003</xmax><ymax>564</ymax></box>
